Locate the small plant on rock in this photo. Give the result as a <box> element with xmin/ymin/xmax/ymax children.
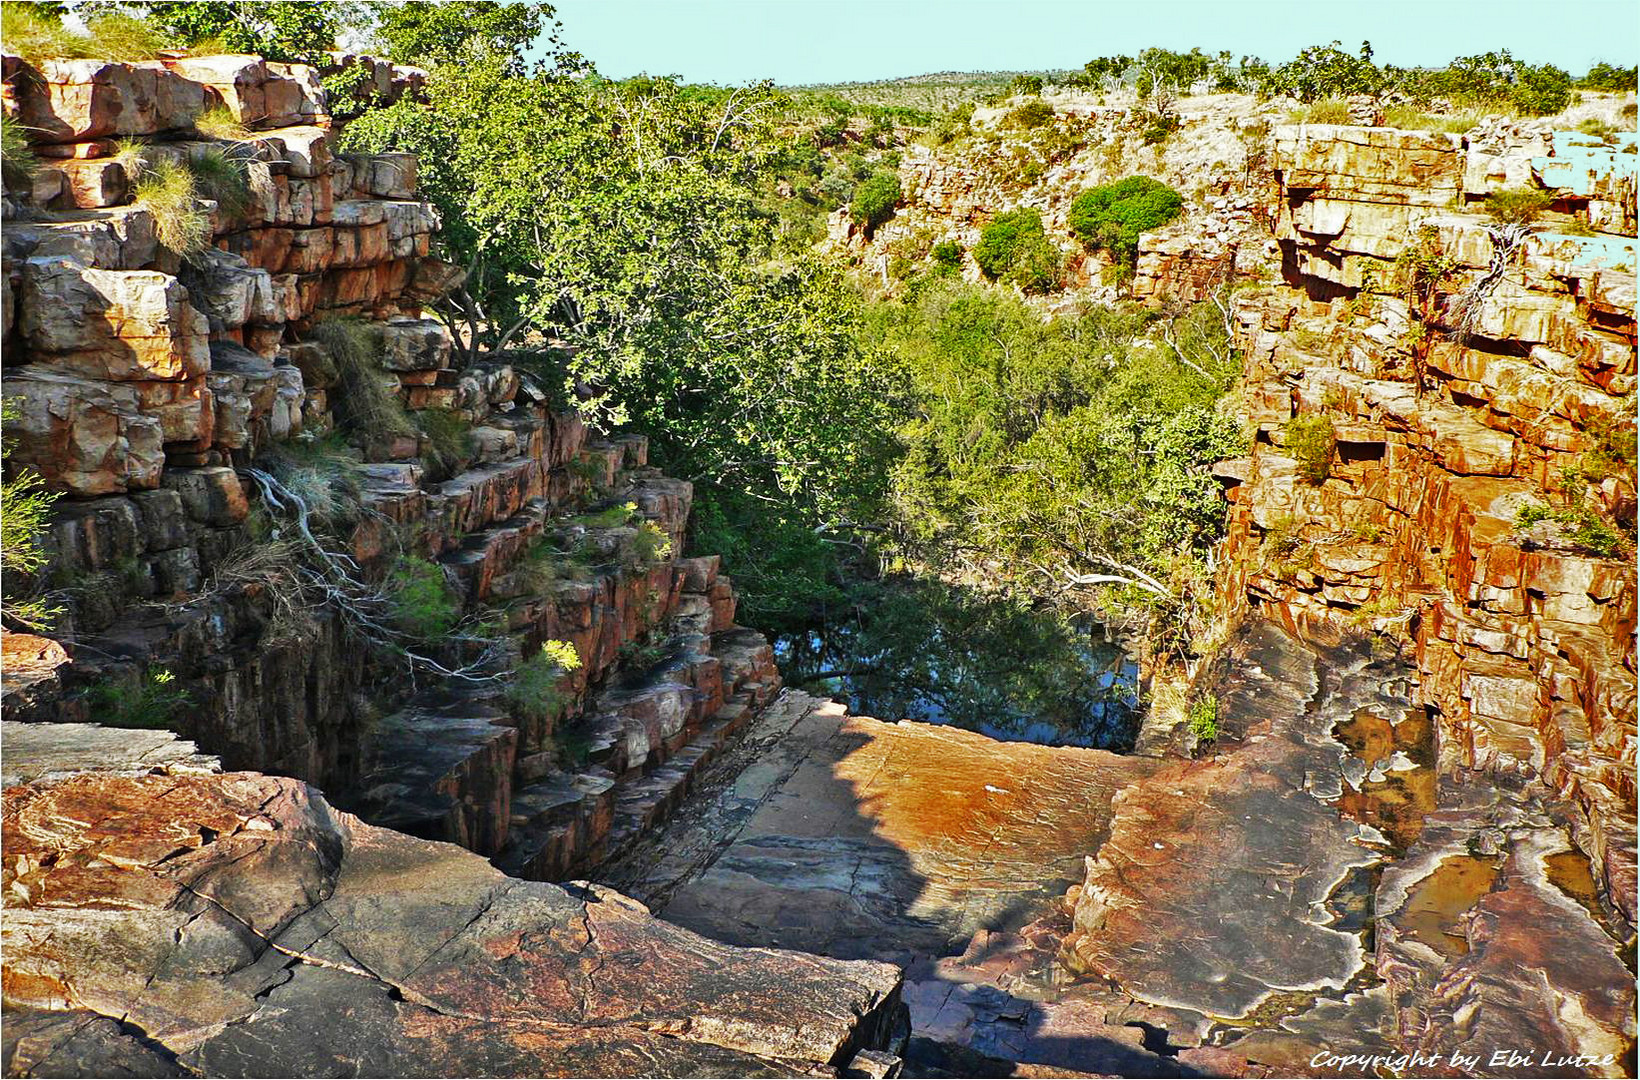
<box><xmin>1187</xmin><ymin>693</ymin><xmax>1220</xmax><ymax>745</ymax></box>
<box><xmin>133</xmin><ymin>159</ymin><xmax>211</xmax><ymax>257</ymax></box>
<box><xmin>386</xmin><ymin>555</ymin><xmax>458</xmax><ymax>640</ymax></box>
<box><xmin>850</xmin><ymin>170</ymin><xmax>901</xmax><ymax>234</ymax></box>
<box><xmin>194</xmin><ymin>105</ymin><xmax>251</xmax><ymax>142</ymax></box>
<box><xmin>415</xmin><ymin>407</ymin><xmax>476</xmax><ymax>480</ymax></box>
<box><xmin>1068</xmin><ymin>176</ymin><xmax>1184</xmax><ymax>268</ymax></box>
<box><xmin>1</xmin><ymin>115</ymin><xmax>39</xmax><ymax>192</ymax></box>
<box><xmin>87</xmin><ymin>667</ymin><xmax>192</xmax><ymax>730</ymax></box>
<box><xmin>311</xmin><ymin>317</ymin><xmax>414</xmax><ymax>439</ymax></box>
<box><xmin>1484</xmin><ymin>187</ymin><xmax>1553</xmax><ymax>226</ymax></box>
<box><xmin>1284</xmin><ymin>415</ymin><xmax>1336</xmax><ymax>484</ymax></box>
<box><xmin>506</xmin><ymin>640</ymin><xmax>580</xmax><ymax>727</ymax></box>
<box><xmin>622</xmin><ymin>519</ymin><xmax>673</xmax><ymax>570</ymax></box>
<box><xmin>189</xmin><ymin>145</ymin><xmax>253</xmax><ymax>217</ymax></box>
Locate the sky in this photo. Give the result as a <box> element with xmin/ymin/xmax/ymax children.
<box><xmin>548</xmin><ymin>0</ymin><xmax>1639</xmax><ymax>85</ymax></box>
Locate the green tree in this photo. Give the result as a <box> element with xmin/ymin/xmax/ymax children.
<box><xmin>129</xmin><ymin>1</ymin><xmax>345</xmax><ymax>62</ymax></box>
<box><xmin>1068</xmin><ymin>176</ymin><xmax>1184</xmax><ymax>267</ymax></box>
<box><xmin>1580</xmin><ymin>62</ymin><xmax>1637</xmax><ymax>92</ymax></box>
<box><xmin>850</xmin><ymin>170</ymin><xmax>901</xmax><ymax>232</ymax></box>
<box><xmin>1260</xmin><ymin>40</ymin><xmax>1384</xmax><ymax>101</ymax></box>
<box><xmin>371</xmin><ymin>0</ymin><xmax>550</xmax><ymax>70</ymax></box>
<box><xmin>972</xmin><ymin>207</ymin><xmax>1062</xmax><ymax>292</ymax></box>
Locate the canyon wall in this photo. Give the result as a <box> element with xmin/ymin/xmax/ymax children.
<box><xmin>0</xmin><ymin>52</ymin><xmax>863</xmax><ymax>1077</ymax></box>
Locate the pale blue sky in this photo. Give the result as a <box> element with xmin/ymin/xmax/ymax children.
<box><xmin>548</xmin><ymin>0</ymin><xmax>1639</xmax><ymax>84</ymax></box>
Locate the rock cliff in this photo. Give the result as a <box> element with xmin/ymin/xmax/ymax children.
<box><xmin>2</xmin><ymin>50</ymin><xmax>877</xmax><ymax>1079</ymax></box>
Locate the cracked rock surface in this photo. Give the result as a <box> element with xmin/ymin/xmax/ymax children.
<box><xmin>2</xmin><ymin>770</ymin><xmax>908</xmax><ymax>1077</ymax></box>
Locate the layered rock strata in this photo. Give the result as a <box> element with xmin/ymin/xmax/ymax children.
<box><xmin>1</xmin><ymin>760</ymin><xmax>908</xmax><ymax>1077</ymax></box>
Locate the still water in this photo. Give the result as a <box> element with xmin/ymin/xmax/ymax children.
<box><xmin>772</xmin><ymin>610</ymin><xmax>1141</xmax><ymax>750</ymax></box>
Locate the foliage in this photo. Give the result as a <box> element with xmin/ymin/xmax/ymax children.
<box><xmin>132</xmin><ymin>159</ymin><xmax>211</xmax><ymax>257</ymax></box>
<box><xmin>572</xmin><ymin>502</ymin><xmax>639</xmax><ymax>529</ymax></box>
<box><xmin>1417</xmin><ymin>51</ymin><xmax>1572</xmax><ymax>115</ymax></box>
<box><xmin>1002</xmin><ymin>99</ymin><xmax>1056</xmax><ymax>129</ymax></box>
<box><xmin>110</xmin><ymin>137</ymin><xmax>149</xmax><ymax>181</ymax></box>
<box><xmin>622</xmin><ymin>519</ymin><xmax>673</xmax><ymax>569</ymax></box>
<box><xmin>1</xmin><ymin>113</ymin><xmax>37</xmax><ymax>192</ymax></box>
<box><xmin>505</xmin><ymin>641</ymin><xmax>574</xmax><ymax>726</ymax></box>
<box><xmin>1187</xmin><ymin>692</ymin><xmax>1219</xmax><ymax>744</ymax></box>
<box><xmin>256</xmin><ymin>433</ymin><xmax>363</xmax><ymax>528</ymax></box>
<box><xmin>1261</xmin><ymin>40</ymin><xmax>1385</xmax><ymax>102</ymax></box>
<box><xmin>973</xmin><ymin>207</ymin><xmax>1062</xmax><ymax>292</ymax></box>
<box><xmin>385</xmin><ymin>554</ymin><xmax>459</xmax><ymax>639</ymax></box>
<box><xmin>310</xmin><ymin>317</ymin><xmax>413</xmax><ymax>438</ymax></box>
<box><xmin>1484</xmin><ymin>187</ymin><xmax>1553</xmax><ymax>225</ymax></box>
<box><xmin>1579</xmin><ymin>62</ymin><xmax>1637</xmax><ymax>92</ymax></box>
<box><xmin>86</xmin><ymin>667</ymin><xmax>191</xmax><ymax>730</ymax></box>
<box><xmin>1</xmin><ymin>3</ymin><xmax>165</xmax><ymax>63</ymax></box>
<box><xmin>1068</xmin><ymin>176</ymin><xmax>1184</xmax><ymax>267</ymax></box>
<box><xmin>1283</xmin><ymin>415</ymin><xmax>1335</xmax><ymax>484</ymax></box>
<box><xmin>189</xmin><ymin>146</ymin><xmax>252</xmax><ymax>216</ymax></box>
<box><xmin>1515</xmin><ymin>500</ymin><xmax>1627</xmax><ymax>559</ymax></box>
<box><xmin>130</xmin><ymin>1</ymin><xmax>342</xmax><ymax>62</ymax></box>
<box><xmin>193</xmin><ymin>106</ymin><xmax>250</xmax><ymax>141</ymax></box>
<box><xmin>930</xmin><ymin>239</ymin><xmax>963</xmax><ymax>276</ymax></box>
<box><xmin>1</xmin><ymin>399</ymin><xmax>62</xmax><ymax>629</ymax></box>
<box><xmin>371</xmin><ymin>0</ymin><xmax>549</xmax><ymax>70</ymax></box>
<box><xmin>850</xmin><ymin>169</ymin><xmax>901</xmax><ymax>232</ymax></box>
<box><xmin>415</xmin><ymin>407</ymin><xmax>476</xmax><ymax>479</ymax></box>
<box><xmin>1007</xmin><ymin>73</ymin><xmax>1044</xmax><ymax>96</ymax></box>
<box><xmin>865</xmin><ymin>283</ymin><xmax>1241</xmax><ymax>617</ymax></box>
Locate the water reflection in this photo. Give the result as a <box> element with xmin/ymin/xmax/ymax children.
<box><xmin>773</xmin><ymin>580</ymin><xmax>1140</xmax><ymax>749</ymax></box>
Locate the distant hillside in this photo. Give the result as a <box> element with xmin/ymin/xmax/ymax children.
<box><xmin>786</xmin><ymin>70</ymin><xmax>1075</xmax><ymax>117</ymax></box>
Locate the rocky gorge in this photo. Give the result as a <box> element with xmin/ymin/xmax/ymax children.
<box><xmin>1</xmin><ymin>43</ymin><xmax>1636</xmax><ymax>1080</ymax></box>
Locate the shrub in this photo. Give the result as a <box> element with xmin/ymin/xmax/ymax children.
<box><xmin>386</xmin><ymin>555</ymin><xmax>458</xmax><ymax>639</ymax></box>
<box><xmin>931</xmin><ymin>239</ymin><xmax>963</xmax><ymax>276</ymax></box>
<box><xmin>973</xmin><ymin>207</ymin><xmax>1062</xmax><ymax>292</ymax></box>
<box><xmin>194</xmin><ymin>105</ymin><xmax>251</xmax><ymax>142</ymax></box>
<box><xmin>1</xmin><ymin>399</ymin><xmax>61</xmax><ymax>628</ymax></box>
<box><xmin>87</xmin><ymin>667</ymin><xmax>191</xmax><ymax>730</ymax></box>
<box><xmin>1291</xmin><ymin>98</ymin><xmax>1351</xmax><ymax>124</ymax></box>
<box><xmin>1</xmin><ymin>114</ymin><xmax>38</xmax><ymax>192</ymax></box>
<box><xmin>573</xmin><ymin>501</ymin><xmax>640</xmax><ymax>529</ymax></box>
<box><xmin>133</xmin><ymin>159</ymin><xmax>211</xmax><ymax>257</ymax></box>
<box><xmin>110</xmin><ymin>137</ymin><xmax>149</xmax><ymax>182</ymax></box>
<box><xmin>1008</xmin><ymin>74</ymin><xmax>1045</xmax><ymax>97</ymax></box>
<box><xmin>1580</xmin><ymin>62</ymin><xmax>1638</xmax><ymax>92</ymax></box>
<box><xmin>1002</xmin><ymin>99</ymin><xmax>1056</xmax><ymax>129</ymax></box>
<box><xmin>850</xmin><ymin>170</ymin><xmax>901</xmax><ymax>233</ymax></box>
<box><xmin>1284</xmin><ymin>415</ymin><xmax>1336</xmax><ymax>484</ymax></box>
<box><xmin>622</xmin><ymin>519</ymin><xmax>673</xmax><ymax>570</ymax></box>
<box><xmin>505</xmin><ymin>641</ymin><xmax>579</xmax><ymax>726</ymax></box>
<box><xmin>1068</xmin><ymin>176</ymin><xmax>1184</xmax><ymax>267</ymax></box>
<box><xmin>1484</xmin><ymin>187</ymin><xmax>1553</xmax><ymax>225</ymax></box>
<box><xmin>1187</xmin><ymin>693</ymin><xmax>1219</xmax><ymax>744</ymax></box>
<box><xmin>1515</xmin><ymin>501</ymin><xmax>1627</xmax><ymax>559</ymax></box>
<box><xmin>310</xmin><ymin>318</ymin><xmax>414</xmax><ymax>438</ymax></box>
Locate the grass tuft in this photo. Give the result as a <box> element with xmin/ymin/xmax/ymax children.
<box><xmin>310</xmin><ymin>318</ymin><xmax>414</xmax><ymax>439</ymax></box>
<box><xmin>194</xmin><ymin>106</ymin><xmax>251</xmax><ymax>142</ymax></box>
<box><xmin>189</xmin><ymin>145</ymin><xmax>251</xmax><ymax>216</ymax></box>
<box><xmin>1</xmin><ymin>113</ymin><xmax>39</xmax><ymax>192</ymax></box>
<box><xmin>133</xmin><ymin>158</ymin><xmax>211</xmax><ymax>257</ymax></box>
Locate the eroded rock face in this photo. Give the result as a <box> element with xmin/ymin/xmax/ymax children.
<box><xmin>1</xmin><ymin>769</ymin><xmax>907</xmax><ymax>1077</ymax></box>
<box><xmin>602</xmin><ymin>690</ymin><xmax>1160</xmax><ymax>963</ymax></box>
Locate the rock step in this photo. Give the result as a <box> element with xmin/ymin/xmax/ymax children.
<box><xmin>345</xmin><ymin>691</ymin><xmax>518</xmax><ymax>857</ymax></box>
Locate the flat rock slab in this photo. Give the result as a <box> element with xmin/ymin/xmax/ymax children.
<box><xmin>601</xmin><ymin>690</ymin><xmax>1160</xmax><ymax>962</ymax></box>
<box><xmin>2</xmin><ymin>770</ymin><xmax>907</xmax><ymax>1078</ymax></box>
<box><xmin>0</xmin><ymin>720</ymin><xmax>219</xmax><ymax>787</ymax></box>
<box><xmin>1062</xmin><ymin>623</ymin><xmax>1410</xmax><ymax>1021</ymax></box>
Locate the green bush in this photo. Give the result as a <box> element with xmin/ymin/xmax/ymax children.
<box><xmin>1283</xmin><ymin>415</ymin><xmax>1336</xmax><ymax>484</ymax></box>
<box><xmin>1514</xmin><ymin>501</ymin><xmax>1627</xmax><ymax>558</ymax></box>
<box><xmin>621</xmin><ymin>519</ymin><xmax>673</xmax><ymax>570</ymax></box>
<box><xmin>1187</xmin><ymin>693</ymin><xmax>1220</xmax><ymax>744</ymax></box>
<box><xmin>505</xmin><ymin>641</ymin><xmax>577</xmax><ymax>727</ymax></box>
<box><xmin>1002</xmin><ymin>99</ymin><xmax>1056</xmax><ymax>129</ymax></box>
<box><xmin>87</xmin><ymin>667</ymin><xmax>191</xmax><ymax>730</ymax></box>
<box><xmin>931</xmin><ymin>240</ymin><xmax>963</xmax><ymax>276</ymax></box>
<box><xmin>1</xmin><ymin>114</ymin><xmax>38</xmax><ymax>192</ymax></box>
<box><xmin>973</xmin><ymin>207</ymin><xmax>1062</xmax><ymax>292</ymax></box>
<box><xmin>1068</xmin><ymin>176</ymin><xmax>1184</xmax><ymax>267</ymax></box>
<box><xmin>1484</xmin><ymin>187</ymin><xmax>1553</xmax><ymax>225</ymax></box>
<box><xmin>386</xmin><ymin>555</ymin><xmax>458</xmax><ymax>639</ymax></box>
<box><xmin>850</xmin><ymin>170</ymin><xmax>901</xmax><ymax>233</ymax></box>
<box><xmin>1580</xmin><ymin>62</ymin><xmax>1637</xmax><ymax>92</ymax></box>
<box><xmin>1</xmin><ymin>398</ymin><xmax>61</xmax><ymax>628</ymax></box>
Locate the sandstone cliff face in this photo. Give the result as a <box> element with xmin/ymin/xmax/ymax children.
<box><xmin>1053</xmin><ymin>119</ymin><xmax>1635</xmax><ymax>1075</ymax></box>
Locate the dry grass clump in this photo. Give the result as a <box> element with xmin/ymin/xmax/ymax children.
<box><xmin>1</xmin><ymin>114</ymin><xmax>38</xmax><ymax>191</ymax></box>
<box><xmin>194</xmin><ymin>106</ymin><xmax>251</xmax><ymax>141</ymax></box>
<box><xmin>1</xmin><ymin>5</ymin><xmax>166</xmax><ymax>63</ymax></box>
<box><xmin>189</xmin><ymin>145</ymin><xmax>252</xmax><ymax>216</ymax></box>
<box><xmin>310</xmin><ymin>318</ymin><xmax>415</xmax><ymax>439</ymax></box>
<box><xmin>132</xmin><ymin>159</ymin><xmax>211</xmax><ymax>256</ymax></box>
